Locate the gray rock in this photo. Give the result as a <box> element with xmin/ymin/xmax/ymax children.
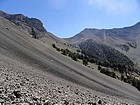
<box><xmin>44</xmin><ymin>100</ymin><xmax>52</xmax><ymax>105</ymax></box>
<box><xmin>88</xmin><ymin>102</ymin><xmax>96</xmax><ymax>105</ymax></box>
<box><xmin>13</xmin><ymin>90</ymin><xmax>21</xmax><ymax>98</ymax></box>
<box><xmin>98</xmin><ymin>100</ymin><xmax>102</xmax><ymax>104</ymax></box>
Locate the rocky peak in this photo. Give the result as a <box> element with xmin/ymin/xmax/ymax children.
<box><xmin>0</xmin><ymin>10</ymin><xmax>46</xmax><ymax>37</ymax></box>
<box><xmin>0</xmin><ymin>10</ymin><xmax>7</xmax><ymax>17</ymax></box>
<box><xmin>7</xmin><ymin>14</ymin><xmax>25</xmax><ymax>21</ymax></box>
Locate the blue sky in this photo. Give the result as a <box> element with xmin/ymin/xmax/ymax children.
<box><xmin>0</xmin><ymin>0</ymin><xmax>140</xmax><ymax>38</ymax></box>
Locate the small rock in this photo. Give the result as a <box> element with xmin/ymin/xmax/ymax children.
<box><xmin>58</xmin><ymin>90</ymin><xmax>61</xmax><ymax>93</ymax></box>
<box><xmin>74</xmin><ymin>89</ymin><xmax>79</xmax><ymax>95</ymax></box>
<box><xmin>44</xmin><ymin>100</ymin><xmax>52</xmax><ymax>105</ymax></box>
<box><xmin>98</xmin><ymin>100</ymin><xmax>102</xmax><ymax>104</ymax></box>
<box><xmin>9</xmin><ymin>94</ymin><xmax>15</xmax><ymax>101</ymax></box>
<box><xmin>13</xmin><ymin>90</ymin><xmax>21</xmax><ymax>98</ymax></box>
<box><xmin>88</xmin><ymin>102</ymin><xmax>96</xmax><ymax>105</ymax></box>
<box><xmin>33</xmin><ymin>97</ymin><xmax>38</xmax><ymax>101</ymax></box>
<box><xmin>64</xmin><ymin>100</ymin><xmax>69</xmax><ymax>105</ymax></box>
<box><xmin>29</xmin><ymin>102</ymin><xmax>34</xmax><ymax>105</ymax></box>
<box><xmin>0</xmin><ymin>98</ymin><xmax>4</xmax><ymax>103</ymax></box>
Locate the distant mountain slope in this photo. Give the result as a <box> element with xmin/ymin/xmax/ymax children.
<box><xmin>79</xmin><ymin>39</ymin><xmax>134</xmax><ymax>67</ymax></box>
<box><xmin>0</xmin><ymin>14</ymin><xmax>140</xmax><ymax>103</ymax></box>
<box><xmin>67</xmin><ymin>22</ymin><xmax>140</xmax><ymax>66</ymax></box>
<box><xmin>68</xmin><ymin>22</ymin><xmax>140</xmax><ymax>42</ymax></box>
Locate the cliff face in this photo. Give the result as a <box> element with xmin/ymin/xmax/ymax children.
<box><xmin>0</xmin><ymin>10</ymin><xmax>67</xmax><ymax>44</ymax></box>
<box><xmin>0</xmin><ymin>10</ymin><xmax>46</xmax><ymax>37</ymax></box>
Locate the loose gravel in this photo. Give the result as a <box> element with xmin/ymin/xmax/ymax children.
<box><xmin>0</xmin><ymin>53</ymin><xmax>138</xmax><ymax>105</ymax></box>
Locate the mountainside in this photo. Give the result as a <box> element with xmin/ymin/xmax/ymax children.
<box><xmin>67</xmin><ymin>22</ymin><xmax>140</xmax><ymax>66</ymax></box>
<box><xmin>0</xmin><ymin>10</ymin><xmax>46</xmax><ymax>37</ymax></box>
<box><xmin>0</xmin><ymin>12</ymin><xmax>140</xmax><ymax>104</ymax></box>
<box><xmin>68</xmin><ymin>22</ymin><xmax>140</xmax><ymax>41</ymax></box>
<box><xmin>79</xmin><ymin>39</ymin><xmax>134</xmax><ymax>66</ymax></box>
<box><xmin>0</xmin><ymin>10</ymin><xmax>65</xmax><ymax>44</ymax></box>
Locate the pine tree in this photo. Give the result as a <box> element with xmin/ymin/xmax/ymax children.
<box><xmin>83</xmin><ymin>59</ymin><xmax>88</xmax><ymax>66</ymax></box>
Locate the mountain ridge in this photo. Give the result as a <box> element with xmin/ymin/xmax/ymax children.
<box><xmin>66</xmin><ymin>21</ymin><xmax>140</xmax><ymax>67</ymax></box>
<box><xmin>0</xmin><ymin>10</ymin><xmax>67</xmax><ymax>45</ymax></box>
<box><xmin>0</xmin><ymin>11</ymin><xmax>46</xmax><ymax>31</ymax></box>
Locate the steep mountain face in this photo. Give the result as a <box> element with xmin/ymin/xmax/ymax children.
<box><xmin>67</xmin><ymin>22</ymin><xmax>140</xmax><ymax>66</ymax></box>
<box><xmin>0</xmin><ymin>10</ymin><xmax>46</xmax><ymax>37</ymax></box>
<box><xmin>0</xmin><ymin>10</ymin><xmax>65</xmax><ymax>44</ymax></box>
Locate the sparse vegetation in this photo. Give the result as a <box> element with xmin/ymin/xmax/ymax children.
<box><xmin>79</xmin><ymin>39</ymin><xmax>134</xmax><ymax>68</ymax></box>
<box><xmin>122</xmin><ymin>74</ymin><xmax>140</xmax><ymax>91</ymax></box>
<box><xmin>52</xmin><ymin>44</ymin><xmax>78</xmax><ymax>61</ymax></box>
<box><xmin>70</xmin><ymin>53</ymin><xmax>78</xmax><ymax>61</ymax></box>
<box><xmin>83</xmin><ymin>59</ymin><xmax>88</xmax><ymax>66</ymax></box>
<box><xmin>52</xmin><ymin>43</ymin><xmax>140</xmax><ymax>91</ymax></box>
<box><xmin>61</xmin><ymin>49</ymin><xmax>68</xmax><ymax>55</ymax></box>
<box><xmin>52</xmin><ymin>44</ymin><xmax>56</xmax><ymax>48</ymax></box>
<box><xmin>98</xmin><ymin>67</ymin><xmax>117</xmax><ymax>78</ymax></box>
<box><xmin>127</xmin><ymin>41</ymin><xmax>137</xmax><ymax>48</ymax></box>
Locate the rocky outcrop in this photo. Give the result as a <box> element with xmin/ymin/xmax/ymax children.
<box><xmin>0</xmin><ymin>10</ymin><xmax>46</xmax><ymax>38</ymax></box>
<box><xmin>0</xmin><ymin>10</ymin><xmax>66</xmax><ymax>44</ymax></box>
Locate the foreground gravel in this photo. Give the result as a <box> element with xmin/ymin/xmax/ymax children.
<box><xmin>0</xmin><ymin>54</ymin><xmax>138</xmax><ymax>105</ymax></box>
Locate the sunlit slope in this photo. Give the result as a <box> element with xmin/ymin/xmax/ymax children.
<box><xmin>0</xmin><ymin>17</ymin><xmax>140</xmax><ymax>102</ymax></box>
<box><xmin>67</xmin><ymin>24</ymin><xmax>140</xmax><ymax>66</ymax></box>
